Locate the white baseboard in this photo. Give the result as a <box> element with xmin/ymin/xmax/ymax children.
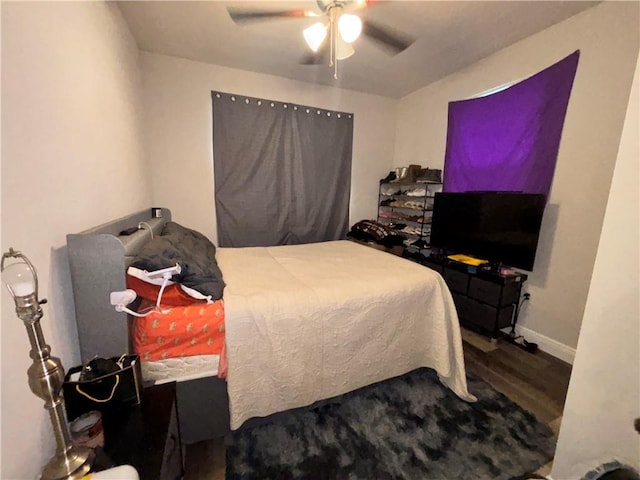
<box><xmin>504</xmin><ymin>326</ymin><xmax>576</xmax><ymax>365</ymax></box>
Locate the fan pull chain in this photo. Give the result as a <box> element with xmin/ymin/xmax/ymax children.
<box><xmin>329</xmin><ymin>7</ymin><xmax>335</xmax><ymax>68</ymax></box>
<box><xmin>329</xmin><ymin>6</ymin><xmax>338</xmax><ymax>79</ymax></box>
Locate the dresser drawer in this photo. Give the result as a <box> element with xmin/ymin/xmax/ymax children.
<box><xmin>443</xmin><ymin>268</ymin><xmax>469</xmax><ymax>294</ymax></box>
<box><xmin>451</xmin><ymin>293</ymin><xmax>471</xmax><ymax>319</ymax></box>
<box><xmin>465</xmin><ymin>298</ymin><xmax>514</xmax><ymax>332</ymax></box>
<box><xmin>468</xmin><ymin>277</ymin><xmax>502</xmax><ymax>306</ymax></box>
<box><xmin>468</xmin><ymin>277</ymin><xmax>522</xmax><ymax>306</ymax></box>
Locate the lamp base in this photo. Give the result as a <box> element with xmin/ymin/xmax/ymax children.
<box><xmin>41</xmin><ymin>446</ymin><xmax>94</xmax><ymax>480</ymax></box>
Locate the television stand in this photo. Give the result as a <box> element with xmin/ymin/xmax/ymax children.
<box><xmin>421</xmin><ymin>257</ymin><xmax>528</xmax><ymax>340</ymax></box>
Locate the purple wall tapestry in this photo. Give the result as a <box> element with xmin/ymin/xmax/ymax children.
<box><xmin>443</xmin><ymin>50</ymin><xmax>580</xmax><ymax>196</ymax></box>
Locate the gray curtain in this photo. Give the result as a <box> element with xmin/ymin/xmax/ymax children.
<box><xmin>212</xmin><ymin>92</ymin><xmax>353</xmax><ymax>247</ymax></box>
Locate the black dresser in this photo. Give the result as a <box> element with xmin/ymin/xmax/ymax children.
<box><xmin>423</xmin><ymin>257</ymin><xmax>528</xmax><ymax>338</ymax></box>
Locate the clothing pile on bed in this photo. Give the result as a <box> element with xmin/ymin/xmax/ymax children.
<box><xmin>126</xmin><ymin>221</ymin><xmax>227</xmax><ymax>378</ymax></box>
<box><xmin>347</xmin><ymin>220</ymin><xmax>404</xmax><ymax>248</ymax></box>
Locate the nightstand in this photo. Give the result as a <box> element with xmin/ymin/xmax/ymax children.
<box><xmin>101</xmin><ymin>382</ymin><xmax>183</xmax><ymax>480</ymax></box>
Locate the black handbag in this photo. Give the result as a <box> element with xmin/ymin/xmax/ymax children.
<box><xmin>63</xmin><ymin>354</ymin><xmax>143</xmax><ymax>422</ymax></box>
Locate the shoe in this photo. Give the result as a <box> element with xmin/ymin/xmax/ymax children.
<box><xmin>411</xmin><ymin>239</ymin><xmax>430</xmax><ymax>249</ymax></box>
<box><xmin>380</xmin><ymin>171</ymin><xmax>396</xmax><ymax>184</ymax></box>
<box><xmin>380</xmin><ymin>185</ymin><xmax>400</xmax><ymax>196</ymax></box>
<box><xmin>416</xmin><ymin>168</ymin><xmax>442</xmax><ymax>184</ymax></box>
<box><xmin>392</xmin><ymin>167</ymin><xmax>408</xmax><ymax>183</ymax></box>
<box><xmin>397</xmin><ymin>164</ymin><xmax>422</xmax><ymax>184</ymax></box>
<box><xmin>405</xmin><ymin>187</ymin><xmax>427</xmax><ymax>197</ymax></box>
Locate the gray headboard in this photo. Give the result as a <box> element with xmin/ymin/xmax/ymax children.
<box><xmin>67</xmin><ymin>208</ymin><xmax>171</xmax><ymax>361</ymax></box>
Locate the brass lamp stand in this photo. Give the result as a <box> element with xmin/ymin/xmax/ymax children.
<box><xmin>2</xmin><ymin>248</ymin><xmax>93</xmax><ymax>480</ymax></box>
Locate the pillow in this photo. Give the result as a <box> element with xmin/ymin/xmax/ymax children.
<box><xmin>126</xmin><ymin>269</ymin><xmax>207</xmax><ymax>307</ymax></box>
<box><xmin>129</xmin><ymin>221</ymin><xmax>225</xmax><ymax>301</ymax></box>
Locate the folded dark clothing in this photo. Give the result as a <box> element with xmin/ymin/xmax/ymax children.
<box><xmin>348</xmin><ymin>220</ymin><xmax>404</xmax><ymax>247</ymax></box>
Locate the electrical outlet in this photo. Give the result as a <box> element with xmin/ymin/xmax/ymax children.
<box><xmin>523</xmin><ymin>292</ymin><xmax>531</xmax><ymax>300</ymax></box>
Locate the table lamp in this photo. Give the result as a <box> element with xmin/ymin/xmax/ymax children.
<box><xmin>1</xmin><ymin>248</ymin><xmax>93</xmax><ymax>480</ymax></box>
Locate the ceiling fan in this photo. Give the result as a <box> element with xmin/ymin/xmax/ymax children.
<box><xmin>227</xmin><ymin>0</ymin><xmax>415</xmax><ymax>79</ymax></box>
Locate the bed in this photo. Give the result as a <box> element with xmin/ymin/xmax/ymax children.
<box><xmin>67</xmin><ymin>208</ymin><xmax>475</xmax><ymax>441</ymax></box>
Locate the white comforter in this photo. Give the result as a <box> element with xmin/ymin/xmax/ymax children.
<box><xmin>216</xmin><ymin>240</ymin><xmax>475</xmax><ymax>430</ymax></box>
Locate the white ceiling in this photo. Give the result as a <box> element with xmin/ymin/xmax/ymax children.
<box><xmin>118</xmin><ymin>1</ymin><xmax>599</xmax><ymax>98</ymax></box>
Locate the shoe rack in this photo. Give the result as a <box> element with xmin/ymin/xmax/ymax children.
<box><xmin>377</xmin><ymin>180</ymin><xmax>442</xmax><ymax>258</ymax></box>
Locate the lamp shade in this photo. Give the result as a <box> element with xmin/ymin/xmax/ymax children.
<box><xmin>338</xmin><ymin>13</ymin><xmax>362</xmax><ymax>44</ymax></box>
<box><xmin>303</xmin><ymin>22</ymin><xmax>327</xmax><ymax>52</ymax></box>
<box><xmin>2</xmin><ymin>261</ymin><xmax>35</xmax><ymax>297</ymax></box>
<box><xmin>335</xmin><ymin>39</ymin><xmax>354</xmax><ymax>60</ymax></box>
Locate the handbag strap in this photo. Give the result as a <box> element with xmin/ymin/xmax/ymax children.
<box><xmin>75</xmin><ymin>374</ymin><xmax>120</xmax><ymax>403</ymax></box>
<box><xmin>116</xmin><ymin>353</ymin><xmax>127</xmax><ymax>368</ymax></box>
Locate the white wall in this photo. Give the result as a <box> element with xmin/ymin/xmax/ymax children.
<box><xmin>0</xmin><ymin>3</ymin><xmax>635</xmax><ymax>477</ymax></box>
<box><xmin>1</xmin><ymin>2</ymin><xmax>150</xmax><ymax>478</ymax></box>
<box><xmin>394</xmin><ymin>1</ymin><xmax>640</xmax><ymax>355</ymax></box>
<box><xmin>141</xmin><ymin>53</ymin><xmax>398</xmax><ymax>244</ymax></box>
<box><xmin>551</xmin><ymin>52</ymin><xmax>639</xmax><ymax>479</ymax></box>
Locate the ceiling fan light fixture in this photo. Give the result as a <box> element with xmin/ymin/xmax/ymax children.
<box><xmin>335</xmin><ymin>38</ymin><xmax>355</xmax><ymax>60</ymax></box>
<box><xmin>303</xmin><ymin>22</ymin><xmax>327</xmax><ymax>52</ymax></box>
<box><xmin>338</xmin><ymin>13</ymin><xmax>362</xmax><ymax>44</ymax></box>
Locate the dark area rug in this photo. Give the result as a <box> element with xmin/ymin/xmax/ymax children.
<box><xmin>226</xmin><ymin>368</ymin><xmax>555</xmax><ymax>480</ymax></box>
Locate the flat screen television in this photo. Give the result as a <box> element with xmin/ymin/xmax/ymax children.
<box><xmin>430</xmin><ymin>192</ymin><xmax>546</xmax><ymax>271</ymax></box>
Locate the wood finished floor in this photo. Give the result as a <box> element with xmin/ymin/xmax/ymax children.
<box><xmin>183</xmin><ymin>329</ymin><xmax>572</xmax><ymax>480</ymax></box>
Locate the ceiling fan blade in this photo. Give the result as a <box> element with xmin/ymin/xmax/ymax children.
<box><xmin>228</xmin><ymin>8</ymin><xmax>311</xmax><ymax>24</ymax></box>
<box><xmin>362</xmin><ymin>20</ymin><xmax>415</xmax><ymax>55</ymax></box>
<box><xmin>300</xmin><ymin>42</ymin><xmax>329</xmax><ymax>65</ymax></box>
<box><xmin>300</xmin><ymin>51</ymin><xmax>327</xmax><ymax>65</ymax></box>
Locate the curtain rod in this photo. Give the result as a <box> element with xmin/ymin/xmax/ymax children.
<box><xmin>212</xmin><ymin>91</ymin><xmax>353</xmax><ymax>119</ymax></box>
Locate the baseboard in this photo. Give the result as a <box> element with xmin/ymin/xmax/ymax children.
<box><xmin>504</xmin><ymin>326</ymin><xmax>576</xmax><ymax>365</ymax></box>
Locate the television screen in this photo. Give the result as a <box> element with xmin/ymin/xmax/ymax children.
<box><xmin>430</xmin><ymin>192</ymin><xmax>546</xmax><ymax>271</ymax></box>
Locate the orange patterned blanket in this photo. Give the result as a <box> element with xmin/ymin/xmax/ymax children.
<box><xmin>132</xmin><ymin>300</ymin><xmax>227</xmax><ymax>377</ymax></box>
